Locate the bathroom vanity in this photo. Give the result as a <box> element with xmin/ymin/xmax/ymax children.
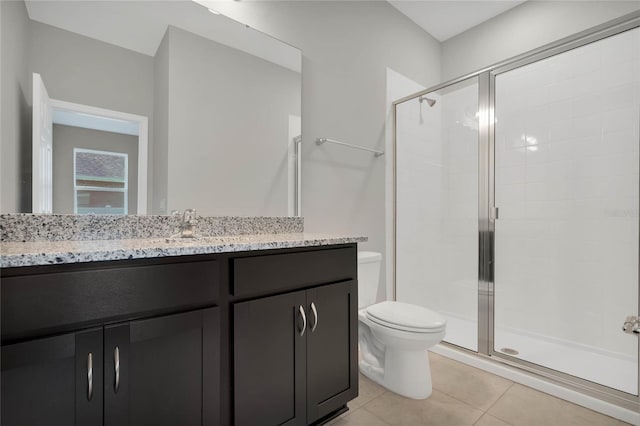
<box><xmin>1</xmin><ymin>217</ymin><xmax>365</xmax><ymax>426</ymax></box>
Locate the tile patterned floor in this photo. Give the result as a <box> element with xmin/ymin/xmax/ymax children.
<box><xmin>328</xmin><ymin>352</ymin><xmax>631</xmax><ymax>426</ymax></box>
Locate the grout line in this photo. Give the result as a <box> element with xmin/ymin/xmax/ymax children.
<box><xmin>483</xmin><ymin>382</ymin><xmax>517</xmax><ymax>425</ymax></box>
<box><xmin>485</xmin><ymin>381</ymin><xmax>516</xmax><ymax>413</ymax></box>
<box><xmin>430</xmin><ymin>384</ymin><xmax>488</xmax><ymax>414</ymax></box>
<box><xmin>360</xmin><ymin>396</ymin><xmax>393</xmax><ymax>426</ymax></box>
<box><xmin>472</xmin><ymin>413</ymin><xmax>488</xmax><ymax>426</ymax></box>
<box><xmin>472</xmin><ymin>412</ymin><xmax>515</xmax><ymax>426</ymax></box>
<box><xmin>430</xmin><ymin>361</ymin><xmax>516</xmax><ymax>414</ymax></box>
<box><xmin>428</xmin><ymin>389</ymin><xmax>486</xmax><ymax>425</ymax></box>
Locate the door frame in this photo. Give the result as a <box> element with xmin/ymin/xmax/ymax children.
<box><xmin>32</xmin><ymin>73</ymin><xmax>148</xmax><ymax>214</ymax></box>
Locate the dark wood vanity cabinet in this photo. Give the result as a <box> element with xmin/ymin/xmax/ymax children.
<box><xmin>1</xmin><ymin>244</ymin><xmax>358</xmax><ymax>426</ymax></box>
<box><xmin>233</xmin><ymin>280</ymin><xmax>357</xmax><ymax>426</ymax></box>
<box><xmin>232</xmin><ymin>247</ymin><xmax>358</xmax><ymax>426</ymax></box>
<box><xmin>1</xmin><ymin>258</ymin><xmax>221</xmax><ymax>426</ymax></box>
<box><xmin>1</xmin><ymin>308</ymin><xmax>219</xmax><ymax>426</ymax></box>
<box><xmin>104</xmin><ymin>308</ymin><xmax>220</xmax><ymax>426</ymax></box>
<box><xmin>234</xmin><ymin>290</ymin><xmax>308</xmax><ymax>426</ymax></box>
<box><xmin>1</xmin><ymin>327</ymin><xmax>104</xmax><ymax>426</ymax></box>
<box><xmin>305</xmin><ymin>281</ymin><xmax>358</xmax><ymax>422</ymax></box>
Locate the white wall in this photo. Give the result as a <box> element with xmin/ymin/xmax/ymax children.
<box><xmin>210</xmin><ymin>1</ymin><xmax>441</xmax><ymax>294</ymax></box>
<box><xmin>442</xmin><ymin>1</ymin><xmax>640</xmax><ymax>80</ymax></box>
<box><xmin>153</xmin><ymin>30</ymin><xmax>170</xmax><ymax>215</ymax></box>
<box><xmin>1</xmin><ymin>0</ymin><xmax>3</xmax><ymax>212</ymax></box>
<box><xmin>1</xmin><ymin>0</ymin><xmax>31</xmax><ymax>212</ymax></box>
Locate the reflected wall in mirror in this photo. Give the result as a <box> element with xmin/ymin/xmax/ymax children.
<box><xmin>1</xmin><ymin>0</ymin><xmax>302</xmax><ymax>216</ymax></box>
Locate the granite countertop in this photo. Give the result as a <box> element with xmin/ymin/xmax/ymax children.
<box><xmin>1</xmin><ymin>233</ymin><xmax>368</xmax><ymax>268</ymax></box>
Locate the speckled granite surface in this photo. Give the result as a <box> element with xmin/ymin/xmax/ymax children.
<box><xmin>1</xmin><ymin>214</ymin><xmax>304</xmax><ymax>242</ymax></box>
<box><xmin>1</xmin><ymin>233</ymin><xmax>367</xmax><ymax>268</ymax></box>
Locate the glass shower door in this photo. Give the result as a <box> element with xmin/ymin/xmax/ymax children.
<box><xmin>396</xmin><ymin>77</ymin><xmax>479</xmax><ymax>351</ymax></box>
<box><xmin>493</xmin><ymin>27</ymin><xmax>639</xmax><ymax>395</ymax></box>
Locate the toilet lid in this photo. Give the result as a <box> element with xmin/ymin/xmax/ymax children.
<box><xmin>366</xmin><ymin>301</ymin><xmax>446</xmax><ymax>333</ymax></box>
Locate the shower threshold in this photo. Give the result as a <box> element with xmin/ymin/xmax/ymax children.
<box><xmin>442</xmin><ymin>314</ymin><xmax>636</xmax><ymax>395</ymax></box>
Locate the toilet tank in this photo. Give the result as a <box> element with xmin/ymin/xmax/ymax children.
<box><xmin>357</xmin><ymin>251</ymin><xmax>382</xmax><ymax>309</ymax></box>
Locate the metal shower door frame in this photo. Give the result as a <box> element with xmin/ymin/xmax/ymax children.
<box><xmin>392</xmin><ymin>9</ymin><xmax>640</xmax><ymax>412</ymax></box>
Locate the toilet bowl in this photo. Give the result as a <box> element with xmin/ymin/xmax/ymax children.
<box><xmin>357</xmin><ymin>251</ymin><xmax>446</xmax><ymax>399</ymax></box>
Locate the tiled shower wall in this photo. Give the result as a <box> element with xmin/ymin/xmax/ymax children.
<box><xmin>439</xmin><ymin>82</ymin><xmax>479</xmax><ymax>341</ymax></box>
<box><xmin>494</xmin><ymin>27</ymin><xmax>640</xmax><ymax>359</ymax></box>
<box><xmin>396</xmin><ymin>80</ymin><xmax>479</xmax><ymax>351</ymax></box>
<box><xmin>396</xmin><ymin>92</ymin><xmax>444</xmax><ymax>312</ymax></box>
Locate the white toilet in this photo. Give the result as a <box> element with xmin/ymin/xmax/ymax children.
<box><xmin>357</xmin><ymin>251</ymin><xmax>446</xmax><ymax>399</ymax></box>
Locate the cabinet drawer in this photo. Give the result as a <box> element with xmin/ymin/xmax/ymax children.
<box><xmin>2</xmin><ymin>260</ymin><xmax>219</xmax><ymax>342</ymax></box>
<box><xmin>232</xmin><ymin>246</ymin><xmax>356</xmax><ymax>298</ymax></box>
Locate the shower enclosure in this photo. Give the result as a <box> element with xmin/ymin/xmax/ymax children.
<box><xmin>393</xmin><ymin>12</ymin><xmax>639</xmax><ymax>411</ymax></box>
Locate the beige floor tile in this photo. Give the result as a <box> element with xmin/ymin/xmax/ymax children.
<box><xmin>363</xmin><ymin>389</ymin><xmax>485</xmax><ymax>426</ymax></box>
<box><xmin>348</xmin><ymin>373</ymin><xmax>387</xmax><ymax>410</ymax></box>
<box><xmin>430</xmin><ymin>354</ymin><xmax>513</xmax><ymax>410</ymax></box>
<box><xmin>325</xmin><ymin>408</ymin><xmax>352</xmax><ymax>425</ymax></box>
<box><xmin>428</xmin><ymin>350</ymin><xmax>445</xmax><ymax>363</ymax></box>
<box><xmin>488</xmin><ymin>384</ymin><xmax>630</xmax><ymax>426</ymax></box>
<box><xmin>328</xmin><ymin>408</ymin><xmax>390</xmax><ymax>426</ymax></box>
<box><xmin>474</xmin><ymin>413</ymin><xmax>513</xmax><ymax>426</ymax></box>
<box><xmin>325</xmin><ymin>415</ymin><xmax>345</xmax><ymax>425</ymax></box>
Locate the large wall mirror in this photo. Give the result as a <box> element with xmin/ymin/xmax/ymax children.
<box><xmin>1</xmin><ymin>0</ymin><xmax>302</xmax><ymax>217</ymax></box>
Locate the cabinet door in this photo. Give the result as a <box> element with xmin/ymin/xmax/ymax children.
<box><xmin>1</xmin><ymin>328</ymin><xmax>103</xmax><ymax>426</ymax></box>
<box><xmin>234</xmin><ymin>291</ymin><xmax>307</xmax><ymax>426</ymax></box>
<box><xmin>104</xmin><ymin>308</ymin><xmax>220</xmax><ymax>426</ymax></box>
<box><xmin>306</xmin><ymin>280</ymin><xmax>358</xmax><ymax>423</ymax></box>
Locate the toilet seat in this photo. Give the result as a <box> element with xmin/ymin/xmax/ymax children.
<box><xmin>366</xmin><ymin>301</ymin><xmax>446</xmax><ymax>333</ymax></box>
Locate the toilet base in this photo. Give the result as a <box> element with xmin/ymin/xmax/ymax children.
<box><xmin>359</xmin><ymin>348</ymin><xmax>433</xmax><ymax>399</ymax></box>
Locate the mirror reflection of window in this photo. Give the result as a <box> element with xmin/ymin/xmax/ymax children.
<box><xmin>73</xmin><ymin>149</ymin><xmax>128</xmax><ymax>215</ymax></box>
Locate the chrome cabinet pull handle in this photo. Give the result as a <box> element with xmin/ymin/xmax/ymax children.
<box><xmin>87</xmin><ymin>352</ymin><xmax>93</xmax><ymax>401</ymax></box>
<box><xmin>310</xmin><ymin>302</ymin><xmax>318</xmax><ymax>332</ymax></box>
<box><xmin>298</xmin><ymin>305</ymin><xmax>307</xmax><ymax>336</ymax></box>
<box><xmin>114</xmin><ymin>346</ymin><xmax>120</xmax><ymax>393</ymax></box>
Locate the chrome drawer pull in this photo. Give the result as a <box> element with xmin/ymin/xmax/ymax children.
<box><xmin>298</xmin><ymin>305</ymin><xmax>307</xmax><ymax>336</ymax></box>
<box><xmin>87</xmin><ymin>352</ymin><xmax>93</xmax><ymax>401</ymax></box>
<box><xmin>310</xmin><ymin>302</ymin><xmax>318</xmax><ymax>332</ymax></box>
<box><xmin>114</xmin><ymin>346</ymin><xmax>120</xmax><ymax>393</ymax></box>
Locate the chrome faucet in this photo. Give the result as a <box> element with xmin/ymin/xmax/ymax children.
<box><xmin>171</xmin><ymin>209</ymin><xmax>198</xmax><ymax>238</ymax></box>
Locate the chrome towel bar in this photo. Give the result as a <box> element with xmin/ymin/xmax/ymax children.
<box><xmin>316</xmin><ymin>138</ymin><xmax>384</xmax><ymax>157</ymax></box>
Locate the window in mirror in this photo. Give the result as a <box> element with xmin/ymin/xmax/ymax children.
<box><xmin>73</xmin><ymin>149</ymin><xmax>128</xmax><ymax>215</ymax></box>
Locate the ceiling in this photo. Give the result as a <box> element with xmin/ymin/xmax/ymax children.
<box><xmin>388</xmin><ymin>0</ymin><xmax>527</xmax><ymax>42</ymax></box>
<box><xmin>25</xmin><ymin>0</ymin><xmax>526</xmax><ymax>62</ymax></box>
<box><xmin>24</xmin><ymin>0</ymin><xmax>301</xmax><ymax>72</ymax></box>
